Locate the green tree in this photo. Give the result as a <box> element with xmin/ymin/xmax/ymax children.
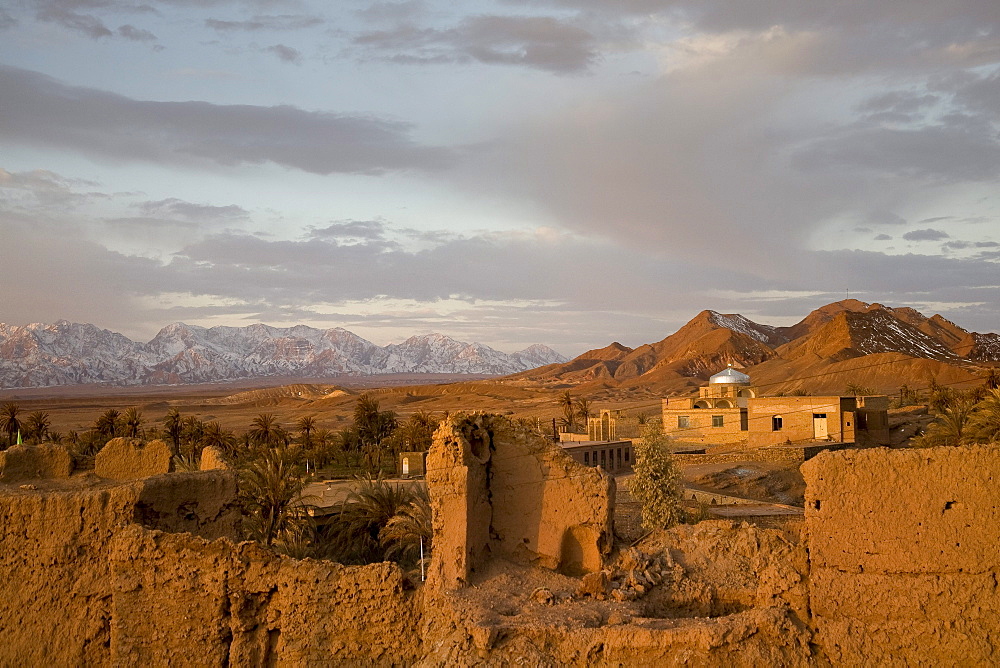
<box><xmin>202</xmin><ymin>421</ymin><xmax>236</xmax><ymax>454</ymax></box>
<box><xmin>959</xmin><ymin>388</ymin><xmax>1000</xmax><ymax>445</ymax></box>
<box><xmin>162</xmin><ymin>409</ymin><xmax>183</xmax><ymax>456</ymax></box>
<box><xmin>380</xmin><ymin>484</ymin><xmax>432</xmax><ymax>572</ymax></box>
<box><xmin>24</xmin><ymin>411</ymin><xmax>50</xmax><ymax>444</ymax></box>
<box><xmin>249</xmin><ymin>413</ymin><xmax>282</xmax><ymax>447</ymax></box>
<box><xmin>122</xmin><ymin>406</ymin><xmax>144</xmax><ymax>439</ymax></box>
<box><xmin>238</xmin><ymin>446</ymin><xmax>309</xmax><ymax>548</ymax></box>
<box><xmin>94</xmin><ymin>408</ymin><xmax>122</xmax><ymax>439</ymax></box>
<box><xmin>845</xmin><ymin>383</ymin><xmax>876</xmax><ymax>396</ymax></box>
<box><xmin>0</xmin><ymin>402</ymin><xmax>22</xmax><ymax>448</ymax></box>
<box><xmin>629</xmin><ymin>421</ymin><xmax>682</xmax><ymax>532</ymax></box>
<box><xmin>391</xmin><ymin>410</ymin><xmax>439</xmax><ymax>453</ymax></box>
<box><xmin>182</xmin><ymin>416</ymin><xmax>205</xmax><ymax>458</ymax></box>
<box><xmin>352</xmin><ymin>395</ymin><xmax>397</xmax><ymax>471</ymax></box>
<box><xmin>557</xmin><ymin>391</ymin><xmax>576</xmax><ymax>431</ymax></box>
<box><xmin>297</xmin><ymin>415</ymin><xmax>317</xmax><ymax>448</ymax></box>
<box><xmin>324</xmin><ymin>474</ymin><xmax>417</xmax><ymax>564</ymax></box>
<box><xmin>913</xmin><ymin>392</ymin><xmax>977</xmax><ymax>447</ymax></box>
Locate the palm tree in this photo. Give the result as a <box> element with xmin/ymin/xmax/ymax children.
<box><xmin>964</xmin><ymin>388</ymin><xmax>1000</xmax><ymax>444</ymax></box>
<box><xmin>238</xmin><ymin>446</ymin><xmax>309</xmax><ymax>547</ymax></box>
<box><xmin>94</xmin><ymin>409</ymin><xmax>121</xmax><ymax>439</ymax></box>
<box><xmin>249</xmin><ymin>413</ymin><xmax>281</xmax><ymax>447</ymax></box>
<box><xmin>575</xmin><ymin>398</ymin><xmax>592</xmax><ymax>424</ymax></box>
<box><xmin>557</xmin><ymin>391</ymin><xmax>576</xmax><ymax>432</ymax></box>
<box><xmin>122</xmin><ymin>406</ymin><xmax>144</xmax><ymax>439</ymax></box>
<box><xmin>202</xmin><ymin>421</ymin><xmax>236</xmax><ymax>454</ymax></box>
<box><xmin>162</xmin><ymin>409</ymin><xmax>183</xmax><ymax>456</ymax></box>
<box><xmin>914</xmin><ymin>393</ymin><xmax>976</xmax><ymax>447</ymax></box>
<box><xmin>182</xmin><ymin>416</ymin><xmax>205</xmax><ymax>458</ymax></box>
<box><xmin>24</xmin><ymin>411</ymin><xmax>50</xmax><ymax>444</ymax></box>
<box><xmin>297</xmin><ymin>415</ymin><xmax>317</xmax><ymax>448</ymax></box>
<box><xmin>324</xmin><ymin>474</ymin><xmax>416</xmax><ymax>564</ymax></box>
<box><xmin>0</xmin><ymin>402</ymin><xmax>21</xmax><ymax>448</ymax></box>
<box><xmin>379</xmin><ymin>484</ymin><xmax>432</xmax><ymax>571</ymax></box>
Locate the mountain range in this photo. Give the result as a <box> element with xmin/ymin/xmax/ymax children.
<box><xmin>0</xmin><ymin>322</ymin><xmax>567</xmax><ymax>389</ymax></box>
<box><xmin>516</xmin><ymin>300</ymin><xmax>1000</xmax><ymax>395</ymax></box>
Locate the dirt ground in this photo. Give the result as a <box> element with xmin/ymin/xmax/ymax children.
<box><xmin>679</xmin><ymin>461</ymin><xmax>806</xmax><ymax>506</ymax></box>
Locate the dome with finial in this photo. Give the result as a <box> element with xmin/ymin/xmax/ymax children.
<box><xmin>709</xmin><ymin>365</ymin><xmax>750</xmax><ymax>385</ymax></box>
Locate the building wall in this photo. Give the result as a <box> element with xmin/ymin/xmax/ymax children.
<box><xmin>561</xmin><ymin>440</ymin><xmax>633</xmax><ymax>473</ymax></box>
<box><xmin>747</xmin><ymin>397</ymin><xmax>848</xmax><ymax>448</ymax></box>
<box><xmin>662</xmin><ymin>405</ymin><xmax>747</xmax><ymax>445</ymax></box>
<box><xmin>803</xmin><ymin>446</ymin><xmax>1000</xmax><ymax>664</ymax></box>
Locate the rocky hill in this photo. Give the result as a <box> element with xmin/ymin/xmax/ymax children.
<box><xmin>520</xmin><ymin>300</ymin><xmax>999</xmax><ymax>394</ymax></box>
<box><xmin>0</xmin><ymin>321</ymin><xmax>566</xmax><ymax>389</ymax></box>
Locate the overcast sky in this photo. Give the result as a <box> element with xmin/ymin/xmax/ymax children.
<box><xmin>1</xmin><ymin>0</ymin><xmax>999</xmax><ymax>355</ymax></box>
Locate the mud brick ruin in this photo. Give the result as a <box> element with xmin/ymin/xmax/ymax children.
<box><xmin>0</xmin><ymin>415</ymin><xmax>997</xmax><ymax>665</ymax></box>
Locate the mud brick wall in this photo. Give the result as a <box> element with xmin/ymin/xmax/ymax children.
<box><xmin>0</xmin><ymin>471</ymin><xmax>238</xmax><ymax>667</ymax></box>
<box><xmin>109</xmin><ymin>527</ymin><xmax>421</xmax><ymax>666</ymax></box>
<box><xmin>802</xmin><ymin>446</ymin><xmax>1000</xmax><ymax>665</ymax></box>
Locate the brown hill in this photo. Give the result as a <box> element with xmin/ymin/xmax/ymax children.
<box><xmin>776</xmin><ymin>299</ymin><xmax>873</xmax><ymax>341</ymax></box>
<box><xmin>514</xmin><ymin>342</ymin><xmax>633</xmax><ymax>384</ymax></box>
<box><xmin>525</xmin><ymin>300</ymin><xmax>995</xmax><ymax>396</ymax></box>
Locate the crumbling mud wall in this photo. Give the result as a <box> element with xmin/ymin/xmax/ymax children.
<box><xmin>427</xmin><ymin>414</ymin><xmax>614</xmax><ymax>588</ymax></box>
<box><xmin>0</xmin><ymin>471</ymin><xmax>239</xmax><ymax>667</ymax></box>
<box><xmin>0</xmin><ymin>443</ymin><xmax>72</xmax><ymax>481</ymax></box>
<box><xmin>803</xmin><ymin>445</ymin><xmax>1000</xmax><ymax>665</ymax></box>
<box><xmin>95</xmin><ymin>438</ymin><xmax>172</xmax><ymax>480</ymax></box>
<box><xmin>419</xmin><ymin>520</ymin><xmax>814</xmax><ymax>667</ymax></box>
<box><xmin>110</xmin><ymin>526</ymin><xmax>421</xmax><ymax>665</ymax></box>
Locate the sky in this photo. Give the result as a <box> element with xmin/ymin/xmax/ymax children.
<box><xmin>1</xmin><ymin>0</ymin><xmax>999</xmax><ymax>357</ymax></box>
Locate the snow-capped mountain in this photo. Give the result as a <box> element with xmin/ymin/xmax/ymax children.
<box><xmin>0</xmin><ymin>321</ymin><xmax>567</xmax><ymax>388</ymax></box>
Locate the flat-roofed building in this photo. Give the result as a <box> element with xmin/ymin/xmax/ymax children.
<box><xmin>662</xmin><ymin>366</ymin><xmax>889</xmax><ymax>448</ymax></box>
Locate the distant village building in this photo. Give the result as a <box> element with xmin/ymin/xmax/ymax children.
<box><xmin>661</xmin><ymin>365</ymin><xmax>890</xmax><ymax>447</ymax></box>
<box><xmin>559</xmin><ymin>440</ymin><xmax>633</xmax><ymax>474</ymax></box>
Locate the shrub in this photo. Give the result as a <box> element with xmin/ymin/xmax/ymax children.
<box><xmin>629</xmin><ymin>421</ymin><xmax>682</xmax><ymax>532</ymax></box>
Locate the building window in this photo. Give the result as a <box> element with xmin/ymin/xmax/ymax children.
<box><xmin>712</xmin><ymin>415</ymin><xmax>724</xmax><ymax>427</ymax></box>
<box><xmin>617</xmin><ymin>448</ymin><xmax>622</xmax><ymax>469</ymax></box>
<box><xmin>678</xmin><ymin>416</ymin><xmax>690</xmax><ymax>428</ymax></box>
<box><xmin>584</xmin><ymin>452</ymin><xmax>589</xmax><ymax>465</ymax></box>
<box><xmin>772</xmin><ymin>415</ymin><xmax>783</xmax><ymax>431</ymax></box>
<box><xmin>600</xmin><ymin>450</ymin><xmax>606</xmax><ymax>467</ymax></box>
<box><xmin>624</xmin><ymin>448</ymin><xmax>630</xmax><ymax>463</ymax></box>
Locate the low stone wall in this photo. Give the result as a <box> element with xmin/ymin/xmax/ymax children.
<box><xmin>674</xmin><ymin>443</ymin><xmax>847</xmax><ymax>467</ymax></box>
<box><xmin>0</xmin><ymin>471</ymin><xmax>238</xmax><ymax>667</ymax></box>
<box><xmin>802</xmin><ymin>445</ymin><xmax>1000</xmax><ymax>665</ymax></box>
<box><xmin>110</xmin><ymin>526</ymin><xmax>421</xmax><ymax>665</ymax></box>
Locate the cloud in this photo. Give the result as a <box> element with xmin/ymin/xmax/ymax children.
<box><xmin>866</xmin><ymin>210</ymin><xmax>907</xmax><ymax>226</ymax></box>
<box><xmin>307</xmin><ymin>220</ymin><xmax>389</xmax><ymax>241</ymax></box>
<box><xmin>0</xmin><ymin>65</ymin><xmax>453</xmax><ymax>175</ymax></box>
<box><xmin>874</xmin><ymin>234</ymin><xmax>892</xmax><ymax>241</ymax></box>
<box><xmin>136</xmin><ymin>198</ymin><xmax>249</xmax><ymax>220</ymax></box>
<box><xmin>265</xmin><ymin>44</ymin><xmax>301</xmax><ymax>63</ymax></box>
<box><xmin>354</xmin><ymin>15</ymin><xmax>599</xmax><ymax>73</ymax></box>
<box><xmin>36</xmin><ymin>6</ymin><xmax>113</xmax><ymax>38</ymax></box>
<box><xmin>116</xmin><ymin>24</ymin><xmax>157</xmax><ymax>42</ymax></box>
<box><xmin>0</xmin><ymin>9</ymin><xmax>17</xmax><ymax>30</ymax></box>
<box><xmin>903</xmin><ymin>228</ymin><xmax>950</xmax><ymax>241</ymax></box>
<box><xmin>205</xmin><ymin>14</ymin><xmax>323</xmax><ymax>32</ymax></box>
<box><xmin>0</xmin><ymin>167</ymin><xmax>100</xmax><ymax>208</ymax></box>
